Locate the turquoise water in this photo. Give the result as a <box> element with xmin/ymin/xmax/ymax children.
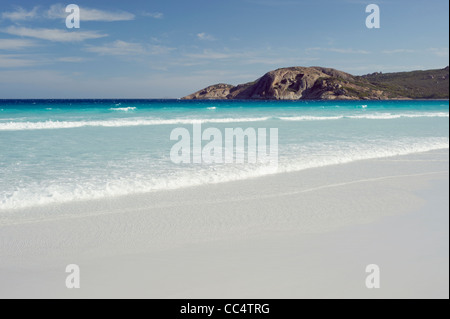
<box><xmin>0</xmin><ymin>99</ymin><xmax>448</xmax><ymax>210</ymax></box>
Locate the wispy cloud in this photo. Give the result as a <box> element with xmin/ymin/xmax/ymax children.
<box><xmin>1</xmin><ymin>4</ymin><xmax>135</xmax><ymax>22</ymax></box>
<box><xmin>149</xmin><ymin>45</ymin><xmax>176</xmax><ymax>55</ymax></box>
<box><xmin>185</xmin><ymin>50</ymin><xmax>244</xmax><ymax>60</ymax></box>
<box><xmin>57</xmin><ymin>57</ymin><xmax>87</xmax><ymax>63</ymax></box>
<box><xmin>142</xmin><ymin>12</ymin><xmax>164</xmax><ymax>19</ymax></box>
<box><xmin>0</xmin><ymin>38</ymin><xmax>37</xmax><ymax>50</ymax></box>
<box><xmin>245</xmin><ymin>57</ymin><xmax>319</xmax><ymax>65</ymax></box>
<box><xmin>85</xmin><ymin>40</ymin><xmax>147</xmax><ymax>56</ymax></box>
<box><xmin>85</xmin><ymin>40</ymin><xmax>175</xmax><ymax>56</ymax></box>
<box><xmin>382</xmin><ymin>49</ymin><xmax>415</xmax><ymax>54</ymax></box>
<box><xmin>0</xmin><ymin>54</ymin><xmax>38</xmax><ymax>68</ymax></box>
<box><xmin>192</xmin><ymin>69</ymin><xmax>258</xmax><ymax>80</ymax></box>
<box><xmin>197</xmin><ymin>33</ymin><xmax>216</xmax><ymax>41</ymax></box>
<box><xmin>0</xmin><ymin>69</ymin><xmax>233</xmax><ymax>98</ymax></box>
<box><xmin>46</xmin><ymin>4</ymin><xmax>135</xmax><ymax>22</ymax></box>
<box><xmin>429</xmin><ymin>48</ymin><xmax>449</xmax><ymax>58</ymax></box>
<box><xmin>343</xmin><ymin>0</ymin><xmax>388</xmax><ymax>5</ymax></box>
<box><xmin>183</xmin><ymin>49</ymin><xmax>318</xmax><ymax>67</ymax></box>
<box><xmin>306</xmin><ymin>47</ymin><xmax>370</xmax><ymax>54</ymax></box>
<box><xmin>2</xmin><ymin>26</ymin><xmax>107</xmax><ymax>42</ymax></box>
<box><xmin>1</xmin><ymin>6</ymin><xmax>38</xmax><ymax>21</ymax></box>
<box><xmin>344</xmin><ymin>64</ymin><xmax>426</xmax><ymax>74</ymax></box>
<box><xmin>245</xmin><ymin>0</ymin><xmax>302</xmax><ymax>6</ymax></box>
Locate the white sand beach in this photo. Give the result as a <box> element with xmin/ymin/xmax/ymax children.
<box><xmin>0</xmin><ymin>149</ymin><xmax>448</xmax><ymax>299</ymax></box>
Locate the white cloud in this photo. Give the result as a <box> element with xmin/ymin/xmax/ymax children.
<box><xmin>0</xmin><ymin>38</ymin><xmax>37</xmax><ymax>50</ymax></box>
<box><xmin>1</xmin><ymin>4</ymin><xmax>135</xmax><ymax>22</ymax></box>
<box><xmin>85</xmin><ymin>41</ymin><xmax>175</xmax><ymax>56</ymax></box>
<box><xmin>142</xmin><ymin>12</ymin><xmax>164</xmax><ymax>19</ymax></box>
<box><xmin>197</xmin><ymin>33</ymin><xmax>216</xmax><ymax>41</ymax></box>
<box><xmin>0</xmin><ymin>54</ymin><xmax>38</xmax><ymax>68</ymax></box>
<box><xmin>46</xmin><ymin>4</ymin><xmax>135</xmax><ymax>22</ymax></box>
<box><xmin>0</xmin><ymin>53</ymin><xmax>86</xmax><ymax>68</ymax></box>
<box><xmin>2</xmin><ymin>26</ymin><xmax>107</xmax><ymax>42</ymax></box>
<box><xmin>1</xmin><ymin>6</ymin><xmax>38</xmax><ymax>21</ymax></box>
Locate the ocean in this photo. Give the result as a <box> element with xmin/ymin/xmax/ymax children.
<box><xmin>0</xmin><ymin>99</ymin><xmax>448</xmax><ymax>211</ymax></box>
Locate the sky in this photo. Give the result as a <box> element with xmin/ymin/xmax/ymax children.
<box><xmin>0</xmin><ymin>0</ymin><xmax>448</xmax><ymax>98</ymax></box>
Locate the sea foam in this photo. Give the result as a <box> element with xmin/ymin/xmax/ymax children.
<box><xmin>0</xmin><ymin>117</ymin><xmax>271</xmax><ymax>131</ymax></box>
<box><xmin>0</xmin><ymin>113</ymin><xmax>448</xmax><ymax>131</ymax></box>
<box><xmin>0</xmin><ymin>137</ymin><xmax>448</xmax><ymax>211</ymax></box>
<box><xmin>109</xmin><ymin>107</ymin><xmax>137</xmax><ymax>112</ymax></box>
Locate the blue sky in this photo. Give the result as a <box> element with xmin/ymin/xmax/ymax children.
<box><xmin>0</xmin><ymin>0</ymin><xmax>448</xmax><ymax>98</ymax></box>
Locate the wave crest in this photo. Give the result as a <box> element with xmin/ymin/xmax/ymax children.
<box><xmin>0</xmin><ymin>112</ymin><xmax>448</xmax><ymax>131</ymax></box>
<box><xmin>109</xmin><ymin>107</ymin><xmax>137</xmax><ymax>112</ymax></box>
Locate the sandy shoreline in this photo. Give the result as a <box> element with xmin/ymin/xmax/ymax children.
<box><xmin>0</xmin><ymin>149</ymin><xmax>448</xmax><ymax>298</ymax></box>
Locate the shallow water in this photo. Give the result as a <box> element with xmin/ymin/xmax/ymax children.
<box><xmin>0</xmin><ymin>99</ymin><xmax>448</xmax><ymax>210</ymax></box>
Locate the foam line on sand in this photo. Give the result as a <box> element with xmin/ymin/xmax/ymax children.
<box><xmin>0</xmin><ymin>150</ymin><xmax>448</xmax><ymax>298</ymax></box>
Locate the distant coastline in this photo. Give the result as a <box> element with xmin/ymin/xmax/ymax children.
<box><xmin>183</xmin><ymin>66</ymin><xmax>450</xmax><ymax>101</ymax></box>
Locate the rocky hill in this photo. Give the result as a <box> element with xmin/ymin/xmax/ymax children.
<box><xmin>183</xmin><ymin>66</ymin><xmax>449</xmax><ymax>100</ymax></box>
